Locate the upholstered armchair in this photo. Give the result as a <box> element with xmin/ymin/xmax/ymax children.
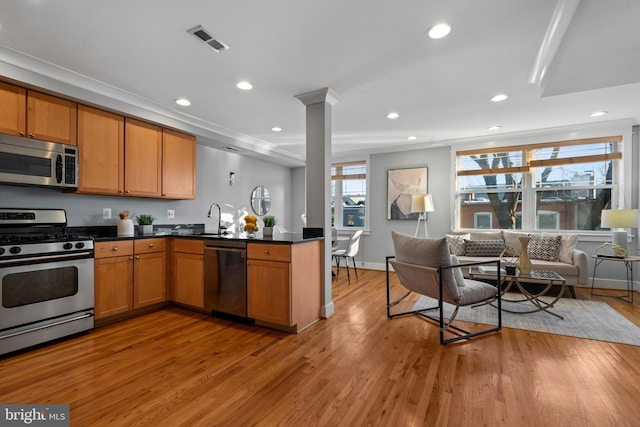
<box><xmin>386</xmin><ymin>231</ymin><xmax>502</xmax><ymax>344</ymax></box>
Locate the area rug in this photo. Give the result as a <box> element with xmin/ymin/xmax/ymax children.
<box><xmin>411</xmin><ymin>295</ymin><xmax>640</xmax><ymax>346</ymax></box>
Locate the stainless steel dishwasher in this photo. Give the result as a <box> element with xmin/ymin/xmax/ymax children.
<box><xmin>203</xmin><ymin>239</ymin><xmax>248</xmax><ymax>319</ymax></box>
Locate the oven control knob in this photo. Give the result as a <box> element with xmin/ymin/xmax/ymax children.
<box><xmin>0</xmin><ymin>247</ymin><xmax>4</xmax><ymax>256</ymax></box>
<box><xmin>63</xmin><ymin>243</ymin><xmax>73</xmax><ymax>250</ymax></box>
<box><xmin>9</xmin><ymin>246</ymin><xmax>21</xmax><ymax>254</ymax></box>
<box><xmin>75</xmin><ymin>242</ymin><xmax>85</xmax><ymax>249</ymax></box>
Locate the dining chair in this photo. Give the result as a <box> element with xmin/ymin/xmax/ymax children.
<box><xmin>332</xmin><ymin>229</ymin><xmax>363</xmax><ymax>284</ymax></box>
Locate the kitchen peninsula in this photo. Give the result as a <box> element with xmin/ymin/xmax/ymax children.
<box><xmin>83</xmin><ymin>225</ymin><xmax>323</xmax><ymax>334</ymax></box>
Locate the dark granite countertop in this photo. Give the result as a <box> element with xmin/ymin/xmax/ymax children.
<box><xmin>68</xmin><ymin>224</ymin><xmax>323</xmax><ymax>244</ymax></box>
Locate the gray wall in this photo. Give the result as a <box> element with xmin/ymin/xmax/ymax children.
<box><xmin>0</xmin><ymin>144</ymin><xmax>292</xmax><ymax>232</ymax></box>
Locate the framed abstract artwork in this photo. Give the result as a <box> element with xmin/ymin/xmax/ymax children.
<box><xmin>387</xmin><ymin>167</ymin><xmax>428</xmax><ymax>220</ymax></box>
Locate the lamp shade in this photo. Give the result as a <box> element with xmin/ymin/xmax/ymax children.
<box><xmin>424</xmin><ymin>193</ymin><xmax>435</xmax><ymax>213</ymax></box>
<box><xmin>601</xmin><ymin>209</ymin><xmax>639</xmax><ymax>229</ymax></box>
<box><xmin>410</xmin><ymin>194</ymin><xmax>425</xmax><ymax>213</ymax></box>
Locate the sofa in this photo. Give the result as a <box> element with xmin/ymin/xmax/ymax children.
<box><xmin>446</xmin><ymin>230</ymin><xmax>588</xmax><ymax>292</ymax></box>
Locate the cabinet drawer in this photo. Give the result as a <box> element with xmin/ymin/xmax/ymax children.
<box><xmin>95</xmin><ymin>240</ymin><xmax>134</xmax><ymax>259</ymax></box>
<box><xmin>134</xmin><ymin>238</ymin><xmax>166</xmax><ymax>254</ymax></box>
<box><xmin>248</xmin><ymin>243</ymin><xmax>291</xmax><ymax>262</ymax></box>
<box><xmin>173</xmin><ymin>238</ymin><xmax>204</xmax><ymax>254</ymax></box>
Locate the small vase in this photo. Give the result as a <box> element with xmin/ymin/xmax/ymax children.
<box><xmin>518</xmin><ymin>236</ymin><xmax>532</xmax><ymax>274</ymax></box>
<box><xmin>263</xmin><ymin>227</ymin><xmax>274</xmax><ymax>238</ymax></box>
<box><xmin>141</xmin><ymin>224</ymin><xmax>153</xmax><ymax>235</ymax></box>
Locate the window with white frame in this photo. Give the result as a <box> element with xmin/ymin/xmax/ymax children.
<box><xmin>456</xmin><ymin>136</ymin><xmax>622</xmax><ymax>231</ymax></box>
<box><xmin>332</xmin><ymin>161</ymin><xmax>367</xmax><ymax>228</ymax></box>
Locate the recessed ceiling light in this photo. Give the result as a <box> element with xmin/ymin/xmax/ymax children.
<box><xmin>386</xmin><ymin>112</ymin><xmax>399</xmax><ymax>119</ymax></box>
<box><xmin>491</xmin><ymin>94</ymin><xmax>508</xmax><ymax>102</ymax></box>
<box><xmin>590</xmin><ymin>111</ymin><xmax>608</xmax><ymax>117</ymax></box>
<box><xmin>271</xmin><ymin>127</ymin><xmax>282</xmax><ymax>132</ymax></box>
<box><xmin>236</xmin><ymin>81</ymin><xmax>253</xmax><ymax>90</ymax></box>
<box><xmin>408</xmin><ymin>136</ymin><xmax>417</xmax><ymax>140</ymax></box>
<box><xmin>487</xmin><ymin>125</ymin><xmax>502</xmax><ymax>131</ymax></box>
<box><xmin>175</xmin><ymin>98</ymin><xmax>191</xmax><ymax>106</ymax></box>
<box><xmin>428</xmin><ymin>23</ymin><xmax>451</xmax><ymax>39</ymax></box>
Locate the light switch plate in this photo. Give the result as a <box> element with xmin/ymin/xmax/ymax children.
<box><xmin>102</xmin><ymin>208</ymin><xmax>111</xmax><ymax>219</ymax></box>
<box><xmin>167</xmin><ymin>209</ymin><xmax>175</xmax><ymax>219</ymax></box>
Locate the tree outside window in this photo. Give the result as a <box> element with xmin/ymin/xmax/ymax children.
<box><xmin>456</xmin><ymin>136</ymin><xmax>621</xmax><ymax>231</ymax></box>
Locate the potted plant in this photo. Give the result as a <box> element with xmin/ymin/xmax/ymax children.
<box><xmin>135</xmin><ymin>214</ymin><xmax>155</xmax><ymax>235</ymax></box>
<box><xmin>262</xmin><ymin>215</ymin><xmax>277</xmax><ymax>237</ymax></box>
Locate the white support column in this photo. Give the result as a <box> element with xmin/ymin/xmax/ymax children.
<box><xmin>295</xmin><ymin>88</ymin><xmax>341</xmax><ymax>318</ymax></box>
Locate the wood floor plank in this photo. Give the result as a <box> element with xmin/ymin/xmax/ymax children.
<box><xmin>1</xmin><ymin>269</ymin><xmax>639</xmax><ymax>426</ymax></box>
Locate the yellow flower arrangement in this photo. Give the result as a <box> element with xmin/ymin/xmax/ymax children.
<box><xmin>243</xmin><ymin>215</ymin><xmax>259</xmax><ymax>233</ymax></box>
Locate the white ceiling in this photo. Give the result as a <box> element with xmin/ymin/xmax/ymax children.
<box><xmin>1</xmin><ymin>0</ymin><xmax>639</xmax><ymax>167</ymax></box>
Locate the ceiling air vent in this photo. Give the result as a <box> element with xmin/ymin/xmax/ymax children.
<box><xmin>188</xmin><ymin>25</ymin><xmax>229</xmax><ymax>53</ymax></box>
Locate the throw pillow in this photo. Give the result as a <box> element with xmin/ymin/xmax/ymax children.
<box><xmin>527</xmin><ymin>235</ymin><xmax>562</xmax><ymax>261</ymax></box>
<box><xmin>502</xmin><ymin>230</ymin><xmax>530</xmax><ymax>256</ymax></box>
<box><xmin>543</xmin><ymin>233</ymin><xmax>577</xmax><ymax>264</ymax></box>
<box><xmin>464</xmin><ymin>239</ymin><xmax>506</xmax><ymax>257</ymax></box>
<box><xmin>445</xmin><ymin>233</ymin><xmax>469</xmax><ymax>256</ymax></box>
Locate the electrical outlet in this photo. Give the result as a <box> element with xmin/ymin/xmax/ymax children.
<box><xmin>167</xmin><ymin>209</ymin><xmax>175</xmax><ymax>219</ymax></box>
<box><xmin>102</xmin><ymin>208</ymin><xmax>111</xmax><ymax>219</ymax></box>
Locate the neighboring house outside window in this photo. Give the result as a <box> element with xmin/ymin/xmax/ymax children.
<box><xmin>332</xmin><ymin>160</ymin><xmax>367</xmax><ymax>229</ymax></box>
<box><xmin>456</xmin><ymin>136</ymin><xmax>622</xmax><ymax>231</ymax></box>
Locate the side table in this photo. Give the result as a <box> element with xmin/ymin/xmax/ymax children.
<box><xmin>590</xmin><ymin>255</ymin><xmax>640</xmax><ymax>303</ymax></box>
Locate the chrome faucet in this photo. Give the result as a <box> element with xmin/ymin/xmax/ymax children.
<box><xmin>207</xmin><ymin>203</ymin><xmax>222</xmax><ymax>235</ymax></box>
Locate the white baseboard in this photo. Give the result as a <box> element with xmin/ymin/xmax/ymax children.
<box><xmin>321</xmin><ymin>302</ymin><xmax>335</xmax><ymax>318</ymax></box>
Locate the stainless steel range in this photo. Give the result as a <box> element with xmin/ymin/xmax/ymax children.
<box><xmin>0</xmin><ymin>208</ymin><xmax>94</xmax><ymax>356</ymax></box>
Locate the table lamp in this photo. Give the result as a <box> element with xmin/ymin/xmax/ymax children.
<box><xmin>601</xmin><ymin>209</ymin><xmax>638</xmax><ymax>257</ymax></box>
<box><xmin>411</xmin><ymin>194</ymin><xmax>435</xmax><ymax>237</ymax></box>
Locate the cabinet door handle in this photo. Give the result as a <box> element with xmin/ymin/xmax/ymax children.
<box><xmin>125</xmin><ymin>190</ymin><xmax>130</xmax><ymax>194</ymax></box>
<box><xmin>149</xmin><ymin>243</ymin><xmax>155</xmax><ymax>247</ymax></box>
<box><xmin>112</xmin><ymin>247</ymin><xmax>118</xmax><ymax>251</ymax></box>
<box><xmin>264</xmin><ymin>250</ymin><xmax>269</xmax><ymax>254</ymax></box>
<box><xmin>29</xmin><ymin>133</ymin><xmax>34</xmax><ymax>137</ymax></box>
<box><xmin>19</xmin><ymin>131</ymin><xmax>25</xmax><ymax>136</ymax></box>
<box><xmin>200</xmin><ymin>256</ymin><xmax>204</xmax><ymax>259</ymax></box>
<box><xmin>129</xmin><ymin>256</ymin><xmax>134</xmax><ymax>260</ymax></box>
<box><xmin>135</xmin><ymin>255</ymin><xmax>140</xmax><ymax>259</ymax></box>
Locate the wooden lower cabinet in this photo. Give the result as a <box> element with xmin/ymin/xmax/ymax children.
<box><xmin>169</xmin><ymin>239</ymin><xmax>204</xmax><ymax>308</ymax></box>
<box><xmin>133</xmin><ymin>238</ymin><xmax>167</xmax><ymax>308</ymax></box>
<box><xmin>247</xmin><ymin>258</ymin><xmax>292</xmax><ymax>325</ymax></box>
<box><xmin>94</xmin><ymin>241</ymin><xmax>134</xmax><ymax>320</ymax></box>
<box><xmin>94</xmin><ymin>238</ymin><xmax>167</xmax><ymax>322</ymax></box>
<box><xmin>133</xmin><ymin>251</ymin><xmax>166</xmax><ymax>308</ymax></box>
<box><xmin>247</xmin><ymin>240</ymin><xmax>321</xmax><ymax>332</ymax></box>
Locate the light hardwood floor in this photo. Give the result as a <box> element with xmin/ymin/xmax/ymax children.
<box><xmin>1</xmin><ymin>270</ymin><xmax>639</xmax><ymax>426</ymax></box>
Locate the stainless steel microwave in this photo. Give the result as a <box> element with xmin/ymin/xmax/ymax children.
<box><xmin>0</xmin><ymin>134</ymin><xmax>78</xmax><ymax>189</ymax></box>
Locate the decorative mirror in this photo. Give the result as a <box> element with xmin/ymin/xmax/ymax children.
<box><xmin>251</xmin><ymin>186</ymin><xmax>271</xmax><ymax>215</ymax></box>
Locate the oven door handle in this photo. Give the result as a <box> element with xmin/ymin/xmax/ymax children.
<box><xmin>0</xmin><ymin>312</ymin><xmax>93</xmax><ymax>341</ymax></box>
<box><xmin>0</xmin><ymin>251</ymin><xmax>93</xmax><ymax>265</ymax></box>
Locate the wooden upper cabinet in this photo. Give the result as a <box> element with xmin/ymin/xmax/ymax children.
<box><xmin>124</xmin><ymin>118</ymin><xmax>162</xmax><ymax>197</ymax></box>
<box><xmin>26</xmin><ymin>90</ymin><xmax>77</xmax><ymax>145</ymax></box>
<box><xmin>77</xmin><ymin>105</ymin><xmax>125</xmax><ymax>195</ymax></box>
<box><xmin>0</xmin><ymin>81</ymin><xmax>26</xmax><ymax>136</ymax></box>
<box><xmin>162</xmin><ymin>129</ymin><xmax>196</xmax><ymax>199</ymax></box>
